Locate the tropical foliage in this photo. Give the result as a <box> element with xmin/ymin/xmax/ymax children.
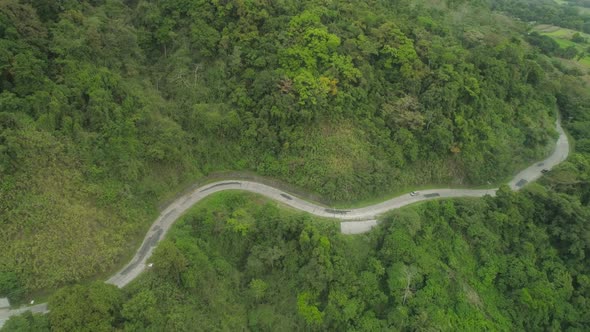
<box><xmin>7</xmin><ymin>188</ymin><xmax>588</xmax><ymax>331</ymax></box>
<box><xmin>0</xmin><ymin>0</ymin><xmax>564</xmax><ymax>295</ymax></box>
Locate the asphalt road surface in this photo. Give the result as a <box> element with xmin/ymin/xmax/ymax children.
<box><xmin>0</xmin><ymin>120</ymin><xmax>569</xmax><ymax>327</ymax></box>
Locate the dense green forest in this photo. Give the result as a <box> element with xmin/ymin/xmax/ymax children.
<box><xmin>0</xmin><ymin>0</ymin><xmax>564</xmax><ymax>296</ymax></box>
<box><xmin>492</xmin><ymin>0</ymin><xmax>590</xmax><ymax>33</ymax></box>
<box><xmin>6</xmin><ymin>186</ymin><xmax>589</xmax><ymax>331</ymax></box>
<box><xmin>2</xmin><ymin>0</ymin><xmax>590</xmax><ymax>329</ymax></box>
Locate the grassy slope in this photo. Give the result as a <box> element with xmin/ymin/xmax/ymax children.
<box><xmin>532</xmin><ymin>24</ymin><xmax>590</xmax><ymax>84</ymax></box>
<box><xmin>533</xmin><ymin>24</ymin><xmax>590</xmax><ymax>63</ymax></box>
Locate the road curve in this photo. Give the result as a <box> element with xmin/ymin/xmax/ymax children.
<box><xmin>0</xmin><ymin>119</ymin><xmax>569</xmax><ymax>327</ymax></box>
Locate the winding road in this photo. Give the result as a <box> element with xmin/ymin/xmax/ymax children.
<box><xmin>0</xmin><ymin>119</ymin><xmax>570</xmax><ymax>327</ymax></box>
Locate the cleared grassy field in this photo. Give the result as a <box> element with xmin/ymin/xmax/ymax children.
<box><xmin>553</xmin><ymin>37</ymin><xmax>579</xmax><ymax>48</ymax></box>
<box><xmin>534</xmin><ymin>24</ymin><xmax>590</xmax><ymax>40</ymax></box>
<box><xmin>533</xmin><ymin>24</ymin><xmax>590</xmax><ymax>72</ymax></box>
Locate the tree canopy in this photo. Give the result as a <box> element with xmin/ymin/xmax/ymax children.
<box><xmin>0</xmin><ymin>1</ymin><xmax>588</xmax><ymax>328</ymax></box>
<box><xmin>12</xmin><ymin>187</ymin><xmax>587</xmax><ymax>330</ymax></box>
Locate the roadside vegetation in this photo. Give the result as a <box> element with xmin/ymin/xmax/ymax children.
<box><xmin>7</xmin><ymin>186</ymin><xmax>590</xmax><ymax>331</ymax></box>
<box><xmin>1</xmin><ymin>0</ymin><xmax>590</xmax><ymax>330</ymax></box>
<box><xmin>0</xmin><ymin>0</ymin><xmax>564</xmax><ymax>296</ymax></box>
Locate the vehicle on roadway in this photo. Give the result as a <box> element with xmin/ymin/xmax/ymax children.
<box><xmin>410</xmin><ymin>191</ymin><xmax>418</xmax><ymax>196</ymax></box>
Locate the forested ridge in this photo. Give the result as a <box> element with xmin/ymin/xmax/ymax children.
<box><xmin>1</xmin><ymin>0</ymin><xmax>589</xmax><ymax>329</ymax></box>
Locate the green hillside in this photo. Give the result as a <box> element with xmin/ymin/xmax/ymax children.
<box><xmin>2</xmin><ymin>0</ymin><xmax>590</xmax><ymax>330</ymax></box>
<box><xmin>0</xmin><ymin>0</ymin><xmax>561</xmax><ymax>294</ymax></box>
<box><xmin>533</xmin><ymin>24</ymin><xmax>590</xmax><ymax>69</ymax></box>
<box><xmin>8</xmin><ymin>187</ymin><xmax>590</xmax><ymax>331</ymax></box>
